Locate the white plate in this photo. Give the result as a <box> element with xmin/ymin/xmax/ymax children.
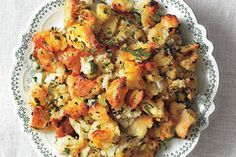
<box><xmin>10</xmin><ymin>0</ymin><xmax>219</xmax><ymax>156</ymax></box>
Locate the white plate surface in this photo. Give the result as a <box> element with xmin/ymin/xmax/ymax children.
<box><xmin>10</xmin><ymin>0</ymin><xmax>219</xmax><ymax>156</ymax></box>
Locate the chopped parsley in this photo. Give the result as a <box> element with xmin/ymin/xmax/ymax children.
<box><xmin>123</xmin><ymin>48</ymin><xmax>151</xmax><ymax>62</ymax></box>
<box><xmin>89</xmin><ymin>61</ymin><xmax>97</xmax><ymax>74</ymax></box>
<box><xmin>33</xmin><ymin>77</ymin><xmax>37</xmax><ymax>82</ymax></box>
<box><xmin>29</xmin><ymin>54</ymin><xmax>36</xmax><ymax>61</ymax></box>
<box><xmin>54</xmin><ymin>35</ymin><xmax>61</xmax><ymax>40</ymax></box>
<box><xmin>64</xmin><ymin>148</ymin><xmax>70</xmax><ymax>155</ymax></box>
<box><xmin>42</xmin><ymin>41</ymin><xmax>48</xmax><ymax>46</ymax></box>
<box><xmin>107</xmin><ymin>38</ymin><xmax>115</xmax><ymax>45</ymax></box>
<box><xmin>87</xmin><ymin>99</ymin><xmax>97</xmax><ymax>107</ymax></box>
<box><xmin>134</xmin><ymin>12</ymin><xmax>141</xmax><ymax>24</ymax></box>
<box><xmin>97</xmin><ymin>124</ymin><xmax>101</xmax><ymax>129</ymax></box>
<box><xmin>34</xmin><ymin>98</ymin><xmax>40</xmax><ymax>106</ymax></box>
<box><xmin>36</xmin><ymin>64</ymin><xmax>41</xmax><ymax>70</ymax></box>
<box><xmin>107</xmin><ymin>31</ymin><xmax>112</xmax><ymax>35</ymax></box>
<box><xmin>73</xmin><ymin>38</ymin><xmax>78</xmax><ymax>42</ymax></box>
<box><xmin>98</xmin><ymin>96</ymin><xmax>107</xmax><ymax>106</ymax></box>
<box><xmin>103</xmin><ymin>60</ymin><xmax>110</xmax><ymax>66</ymax></box>
<box><xmin>184</xmin><ymin>97</ymin><xmax>191</xmax><ymax>107</ymax></box>
<box><xmin>152</xmin><ymin>37</ymin><xmax>158</xmax><ymax>42</ymax></box>
<box><xmin>153</xmin><ymin>11</ymin><xmax>161</xmax><ymax>23</ymax></box>
<box><xmin>106</xmin><ymin>50</ymin><xmax>113</xmax><ymax>57</ymax></box>
<box><xmin>124</xmin><ymin>48</ymin><xmax>151</xmax><ymax>57</ymax></box>
<box><xmin>104</xmin><ymin>8</ymin><xmax>108</xmax><ymax>14</ymax></box>
<box><xmin>122</xmin><ymin>148</ymin><xmax>128</xmax><ymax>153</ymax></box>
<box><xmin>29</xmin><ymin>54</ymin><xmax>33</xmax><ymax>60</ymax></box>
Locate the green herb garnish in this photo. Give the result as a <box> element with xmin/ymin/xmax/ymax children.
<box><xmin>142</xmin><ymin>103</ymin><xmax>154</xmax><ymax>116</ymax></box>
<box><xmin>97</xmin><ymin>124</ymin><xmax>101</xmax><ymax>129</ymax></box>
<box><xmin>34</xmin><ymin>98</ymin><xmax>40</xmax><ymax>106</ymax></box>
<box><xmin>54</xmin><ymin>35</ymin><xmax>61</xmax><ymax>40</ymax></box>
<box><xmin>73</xmin><ymin>37</ymin><xmax>78</xmax><ymax>42</ymax></box>
<box><xmin>106</xmin><ymin>50</ymin><xmax>113</xmax><ymax>57</ymax></box>
<box><xmin>134</xmin><ymin>12</ymin><xmax>141</xmax><ymax>23</ymax></box>
<box><xmin>42</xmin><ymin>41</ymin><xmax>48</xmax><ymax>46</ymax></box>
<box><xmin>64</xmin><ymin>148</ymin><xmax>70</xmax><ymax>155</ymax></box>
<box><xmin>33</xmin><ymin>77</ymin><xmax>37</xmax><ymax>82</ymax></box>
<box><xmin>184</xmin><ymin>97</ymin><xmax>191</xmax><ymax>107</ymax></box>
<box><xmin>153</xmin><ymin>11</ymin><xmax>161</xmax><ymax>23</ymax></box>
<box><xmin>29</xmin><ymin>54</ymin><xmax>34</xmax><ymax>60</ymax></box>
<box><xmin>89</xmin><ymin>61</ymin><xmax>97</xmax><ymax>74</ymax></box>
<box><xmin>152</xmin><ymin>37</ymin><xmax>158</xmax><ymax>42</ymax></box>
<box><xmin>123</xmin><ymin>48</ymin><xmax>151</xmax><ymax>62</ymax></box>
<box><xmin>107</xmin><ymin>38</ymin><xmax>115</xmax><ymax>45</ymax></box>
<box><xmin>122</xmin><ymin>148</ymin><xmax>128</xmax><ymax>153</ymax></box>
<box><xmin>107</xmin><ymin>31</ymin><xmax>112</xmax><ymax>35</ymax></box>
<box><xmin>124</xmin><ymin>48</ymin><xmax>151</xmax><ymax>57</ymax></box>
<box><xmin>36</xmin><ymin>64</ymin><xmax>41</xmax><ymax>70</ymax></box>
<box><xmin>104</xmin><ymin>8</ymin><xmax>108</xmax><ymax>14</ymax></box>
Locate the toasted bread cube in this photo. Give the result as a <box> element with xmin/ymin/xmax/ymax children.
<box><xmin>66</xmin><ymin>24</ymin><xmax>100</xmax><ymax>51</ymax></box>
<box><xmin>64</xmin><ymin>98</ymin><xmax>88</xmax><ymax>119</ymax></box>
<box><xmin>112</xmin><ymin>0</ymin><xmax>134</xmax><ymax>13</ymax></box>
<box><xmin>175</xmin><ymin>109</ymin><xmax>196</xmax><ymax>139</ymax></box>
<box><xmin>55</xmin><ymin>135</ymin><xmax>87</xmax><ymax>156</ymax></box>
<box><xmin>156</xmin><ymin>120</ymin><xmax>175</xmax><ymax>141</ymax></box>
<box><xmin>67</xmin><ymin>75</ymin><xmax>96</xmax><ymax>98</ymax></box>
<box><xmin>88</xmin><ymin>120</ymin><xmax>120</xmax><ymax>150</ymax></box>
<box><xmin>106</xmin><ymin>77</ymin><xmax>128</xmax><ymax>110</ymax></box>
<box><xmin>31</xmin><ymin>106</ymin><xmax>50</xmax><ymax>129</ymax></box>
<box><xmin>141</xmin><ymin>1</ymin><xmax>159</xmax><ymax>28</ymax></box>
<box><xmin>51</xmin><ymin>117</ymin><xmax>75</xmax><ymax>138</ymax></box>
<box><xmin>154</xmin><ymin>51</ymin><xmax>173</xmax><ymax>67</ymax></box>
<box><xmin>34</xmin><ymin>48</ymin><xmax>57</xmax><ymax>72</ymax></box>
<box><xmin>141</xmin><ymin>99</ymin><xmax>165</xmax><ymax>121</ymax></box>
<box><xmin>178</xmin><ymin>43</ymin><xmax>200</xmax><ymax>71</ymax></box>
<box><xmin>88</xmin><ymin>103</ymin><xmax>109</xmax><ymax>122</ymax></box>
<box><xmin>128</xmin><ymin>115</ymin><xmax>153</xmax><ymax>139</ymax></box>
<box><xmin>96</xmin><ymin>3</ymin><xmax>112</xmax><ymax>22</ymax></box>
<box><xmin>180</xmin><ymin>53</ymin><xmax>198</xmax><ymax>71</ymax></box>
<box><xmin>124</xmin><ymin>61</ymin><xmax>146</xmax><ymax>89</ymax></box>
<box><xmin>148</xmin><ymin>14</ymin><xmax>180</xmax><ymax>48</ymax></box>
<box><xmin>169</xmin><ymin>102</ymin><xmax>186</xmax><ymax>123</ymax></box>
<box><xmin>30</xmin><ymin>85</ymin><xmax>48</xmax><ymax>107</ymax></box>
<box><xmin>64</xmin><ymin>0</ymin><xmax>86</xmax><ymax>27</ymax></box>
<box><xmin>33</xmin><ymin>29</ymin><xmax>68</xmax><ymax>52</ymax></box>
<box><xmin>100</xmin><ymin>16</ymin><xmax>119</xmax><ymax>38</ymax></box>
<box><xmin>126</xmin><ymin>90</ymin><xmax>144</xmax><ymax>109</ymax></box>
<box><xmin>57</xmin><ymin>47</ymin><xmax>89</xmax><ymax>74</ymax></box>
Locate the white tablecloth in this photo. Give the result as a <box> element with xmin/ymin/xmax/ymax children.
<box><xmin>0</xmin><ymin>0</ymin><xmax>236</xmax><ymax>156</ymax></box>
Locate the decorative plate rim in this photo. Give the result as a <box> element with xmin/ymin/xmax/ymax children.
<box><xmin>9</xmin><ymin>0</ymin><xmax>219</xmax><ymax>157</ymax></box>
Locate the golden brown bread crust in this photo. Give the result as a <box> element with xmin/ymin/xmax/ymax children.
<box><xmin>31</xmin><ymin>106</ymin><xmax>50</xmax><ymax>129</ymax></box>
<box><xmin>50</xmin><ymin>117</ymin><xmax>75</xmax><ymax>138</ymax></box>
<box><xmin>64</xmin><ymin>98</ymin><xmax>88</xmax><ymax>119</ymax></box>
<box><xmin>112</xmin><ymin>0</ymin><xmax>134</xmax><ymax>13</ymax></box>
<box><xmin>126</xmin><ymin>90</ymin><xmax>144</xmax><ymax>109</ymax></box>
<box><xmin>29</xmin><ymin>0</ymin><xmax>199</xmax><ymax>156</ymax></box>
<box><xmin>106</xmin><ymin>77</ymin><xmax>129</xmax><ymax>110</ymax></box>
<box><xmin>64</xmin><ymin>0</ymin><xmax>84</xmax><ymax>27</ymax></box>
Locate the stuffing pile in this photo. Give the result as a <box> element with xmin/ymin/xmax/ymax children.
<box><xmin>29</xmin><ymin>0</ymin><xmax>199</xmax><ymax>156</ymax></box>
